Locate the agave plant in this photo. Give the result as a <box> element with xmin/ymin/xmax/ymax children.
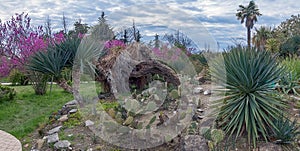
<box><xmin>27</xmin><ymin>37</ymin><xmax>80</xmax><ymax>93</ymax></box>
<box><xmin>211</xmin><ymin>47</ymin><xmax>286</xmax><ymax>147</ymax></box>
<box><xmin>270</xmin><ymin>114</ymin><xmax>300</xmax><ymax>146</ymax></box>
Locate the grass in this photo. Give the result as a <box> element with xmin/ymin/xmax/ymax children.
<box><xmin>0</xmin><ymin>84</ymin><xmax>73</xmax><ymax>139</ymax></box>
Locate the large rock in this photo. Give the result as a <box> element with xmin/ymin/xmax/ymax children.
<box><xmin>46</xmin><ymin>133</ymin><xmax>59</xmax><ymax>143</ymax></box>
<box><xmin>184</xmin><ymin>135</ymin><xmax>208</xmax><ymax>151</ymax></box>
<box><xmin>36</xmin><ymin>139</ymin><xmax>45</xmax><ymax>150</ymax></box>
<box><xmin>64</xmin><ymin>100</ymin><xmax>78</xmax><ymax>107</ymax></box>
<box><xmin>58</xmin><ymin>115</ymin><xmax>68</xmax><ymax>122</ymax></box>
<box><xmin>47</xmin><ymin>126</ymin><xmax>62</xmax><ymax>135</ymax></box>
<box><xmin>85</xmin><ymin>120</ymin><xmax>94</xmax><ymax>127</ymax></box>
<box><xmin>54</xmin><ymin>140</ymin><xmax>71</xmax><ymax>149</ymax></box>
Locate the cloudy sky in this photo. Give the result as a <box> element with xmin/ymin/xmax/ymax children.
<box><xmin>0</xmin><ymin>0</ymin><xmax>299</xmax><ymax>51</ymax></box>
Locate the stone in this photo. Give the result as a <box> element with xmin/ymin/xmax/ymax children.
<box><xmin>65</xmin><ymin>100</ymin><xmax>78</xmax><ymax>106</ymax></box>
<box><xmin>46</xmin><ymin>133</ymin><xmax>59</xmax><ymax>143</ymax></box>
<box><xmin>36</xmin><ymin>139</ymin><xmax>45</xmax><ymax>150</ymax></box>
<box><xmin>47</xmin><ymin>126</ymin><xmax>62</xmax><ymax>135</ymax></box>
<box><xmin>184</xmin><ymin>135</ymin><xmax>208</xmax><ymax>151</ymax></box>
<box><xmin>197</xmin><ymin>108</ymin><xmax>204</xmax><ymax>113</ymax></box>
<box><xmin>86</xmin><ymin>148</ymin><xmax>93</xmax><ymax>151</ymax></box>
<box><xmin>85</xmin><ymin>120</ymin><xmax>94</xmax><ymax>127</ymax></box>
<box><xmin>54</xmin><ymin>140</ymin><xmax>71</xmax><ymax>149</ymax></box>
<box><xmin>123</xmin><ymin>116</ymin><xmax>134</xmax><ymax>126</ymax></box>
<box><xmin>58</xmin><ymin>115</ymin><xmax>68</xmax><ymax>122</ymax></box>
<box><xmin>124</xmin><ymin>99</ymin><xmax>140</xmax><ymax>113</ymax></box>
<box><xmin>204</xmin><ymin>90</ymin><xmax>211</xmax><ymax>95</ymax></box>
<box><xmin>193</xmin><ymin>87</ymin><xmax>203</xmax><ymax>94</ymax></box>
<box><xmin>69</xmin><ymin>109</ymin><xmax>78</xmax><ymax>114</ymax></box>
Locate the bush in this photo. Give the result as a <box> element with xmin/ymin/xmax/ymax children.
<box><xmin>9</xmin><ymin>69</ymin><xmax>29</xmax><ymax>85</ymax></box>
<box><xmin>0</xmin><ymin>85</ymin><xmax>16</xmax><ymax>101</ymax></box>
<box><xmin>279</xmin><ymin>35</ymin><xmax>300</xmax><ymax>57</ymax></box>
<box><xmin>211</xmin><ymin>47</ymin><xmax>286</xmax><ymax>147</ymax></box>
<box><xmin>28</xmin><ymin>72</ymin><xmax>48</xmax><ymax>95</ymax></box>
<box><xmin>280</xmin><ymin>57</ymin><xmax>300</xmax><ymax>78</ymax></box>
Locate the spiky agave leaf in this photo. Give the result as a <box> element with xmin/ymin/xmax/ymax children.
<box><xmin>211</xmin><ymin>47</ymin><xmax>286</xmax><ymax>147</ymax></box>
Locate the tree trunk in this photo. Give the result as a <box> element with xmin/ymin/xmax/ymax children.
<box><xmin>72</xmin><ymin>68</ymin><xmax>81</xmax><ymax>101</ymax></box>
<box><xmin>57</xmin><ymin>78</ymin><xmax>73</xmax><ymax>93</ymax></box>
<box><xmin>247</xmin><ymin>26</ymin><xmax>251</xmax><ymax>48</ymax></box>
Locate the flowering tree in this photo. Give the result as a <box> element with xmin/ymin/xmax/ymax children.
<box><xmin>0</xmin><ymin>12</ymin><xmax>65</xmax><ymax>77</ymax></box>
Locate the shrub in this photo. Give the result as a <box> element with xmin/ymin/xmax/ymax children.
<box><xmin>280</xmin><ymin>57</ymin><xmax>300</xmax><ymax>78</ymax></box>
<box><xmin>9</xmin><ymin>69</ymin><xmax>29</xmax><ymax>85</ymax></box>
<box><xmin>211</xmin><ymin>47</ymin><xmax>286</xmax><ymax>147</ymax></box>
<box><xmin>28</xmin><ymin>72</ymin><xmax>48</xmax><ymax>95</ymax></box>
<box><xmin>0</xmin><ymin>85</ymin><xmax>16</xmax><ymax>101</ymax></box>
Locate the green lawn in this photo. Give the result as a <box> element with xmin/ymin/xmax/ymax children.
<box><xmin>0</xmin><ymin>84</ymin><xmax>73</xmax><ymax>139</ymax></box>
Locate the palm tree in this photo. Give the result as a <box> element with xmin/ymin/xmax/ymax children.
<box><xmin>252</xmin><ymin>26</ymin><xmax>272</xmax><ymax>50</ymax></box>
<box><xmin>236</xmin><ymin>0</ymin><xmax>262</xmax><ymax>48</ymax></box>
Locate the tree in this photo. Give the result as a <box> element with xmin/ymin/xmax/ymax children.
<box><xmin>45</xmin><ymin>15</ymin><xmax>52</xmax><ymax>36</ymax></box>
<box><xmin>68</xmin><ymin>19</ymin><xmax>89</xmax><ymax>38</ymax></box>
<box><xmin>62</xmin><ymin>12</ymin><xmax>68</xmax><ymax>34</ymax></box>
<box><xmin>115</xmin><ymin>21</ymin><xmax>141</xmax><ymax>44</ymax></box>
<box><xmin>252</xmin><ymin>26</ymin><xmax>272</xmax><ymax>50</ymax></box>
<box><xmin>236</xmin><ymin>0</ymin><xmax>262</xmax><ymax>48</ymax></box>
<box><xmin>0</xmin><ymin>13</ymin><xmax>49</xmax><ymax>77</ymax></box>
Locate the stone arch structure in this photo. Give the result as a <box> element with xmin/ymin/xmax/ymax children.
<box><xmin>96</xmin><ymin>43</ymin><xmax>180</xmax><ymax>98</ymax></box>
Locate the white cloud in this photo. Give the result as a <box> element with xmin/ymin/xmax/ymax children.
<box><xmin>0</xmin><ymin>0</ymin><xmax>299</xmax><ymax>49</ymax></box>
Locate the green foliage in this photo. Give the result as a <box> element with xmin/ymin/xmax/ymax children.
<box><xmin>270</xmin><ymin>114</ymin><xmax>300</xmax><ymax>146</ymax></box>
<box><xmin>8</xmin><ymin>69</ymin><xmax>28</xmax><ymax>86</ymax></box>
<box><xmin>211</xmin><ymin>47</ymin><xmax>285</xmax><ymax>147</ymax></box>
<box><xmin>278</xmin><ymin>72</ymin><xmax>300</xmax><ymax>95</ymax></box>
<box><xmin>0</xmin><ymin>85</ymin><xmax>16</xmax><ymax>101</ymax></box>
<box><xmin>169</xmin><ymin>89</ymin><xmax>179</xmax><ymax>100</ymax></box>
<box><xmin>280</xmin><ymin>57</ymin><xmax>300</xmax><ymax>77</ymax></box>
<box><xmin>101</xmin><ymin>101</ymin><xmax>119</xmax><ymax>111</ymax></box>
<box><xmin>279</xmin><ymin>35</ymin><xmax>300</xmax><ymax>57</ymax></box>
<box><xmin>63</xmin><ymin>111</ymin><xmax>82</xmax><ymax>128</ymax></box>
<box><xmin>279</xmin><ymin>57</ymin><xmax>300</xmax><ymax>95</ymax></box>
<box><xmin>189</xmin><ymin>53</ymin><xmax>207</xmax><ymax>73</ymax></box>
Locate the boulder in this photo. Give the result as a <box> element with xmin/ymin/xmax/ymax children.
<box><xmin>47</xmin><ymin>126</ymin><xmax>62</xmax><ymax>135</ymax></box>
<box><xmin>69</xmin><ymin>109</ymin><xmax>78</xmax><ymax>114</ymax></box>
<box><xmin>54</xmin><ymin>140</ymin><xmax>71</xmax><ymax>149</ymax></box>
<box><xmin>36</xmin><ymin>139</ymin><xmax>45</xmax><ymax>150</ymax></box>
<box><xmin>58</xmin><ymin>115</ymin><xmax>68</xmax><ymax>122</ymax></box>
<box><xmin>85</xmin><ymin>120</ymin><xmax>95</xmax><ymax>127</ymax></box>
<box><xmin>46</xmin><ymin>133</ymin><xmax>59</xmax><ymax>143</ymax></box>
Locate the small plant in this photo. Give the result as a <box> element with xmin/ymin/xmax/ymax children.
<box><xmin>270</xmin><ymin>114</ymin><xmax>300</xmax><ymax>146</ymax></box>
<box><xmin>0</xmin><ymin>85</ymin><xmax>16</xmax><ymax>102</ymax></box>
<box><xmin>278</xmin><ymin>71</ymin><xmax>300</xmax><ymax>95</ymax></box>
<box><xmin>201</xmin><ymin>128</ymin><xmax>225</xmax><ymax>151</ymax></box>
<box><xmin>63</xmin><ymin>111</ymin><xmax>82</xmax><ymax>128</ymax></box>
